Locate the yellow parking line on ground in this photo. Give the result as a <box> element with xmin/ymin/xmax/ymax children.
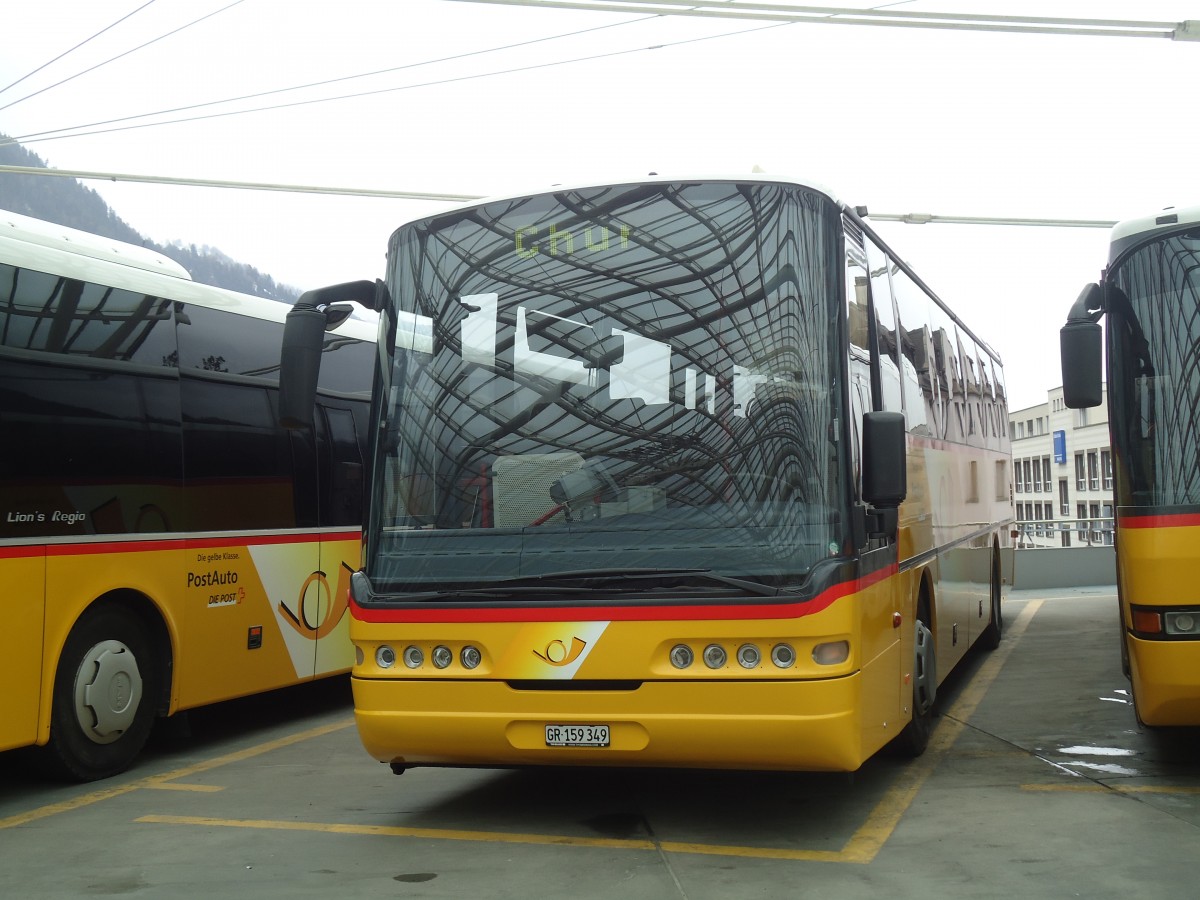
<box><xmin>133</xmin><ymin>600</ymin><xmax>1045</xmax><ymax>865</ymax></box>
<box><xmin>145</xmin><ymin>782</ymin><xmax>226</xmax><ymax>793</ymax></box>
<box><xmin>1023</xmin><ymin>783</ymin><xmax>1200</xmax><ymax>795</ymax></box>
<box><xmin>138</xmin><ymin>814</ymin><xmax>661</xmax><ymax>852</ymax></box>
<box><xmin>0</xmin><ymin>717</ymin><xmax>353</xmax><ymax>830</ymax></box>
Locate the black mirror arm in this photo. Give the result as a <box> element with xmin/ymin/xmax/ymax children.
<box><xmin>1066</xmin><ymin>282</ymin><xmax>1105</xmax><ymax>325</ymax></box>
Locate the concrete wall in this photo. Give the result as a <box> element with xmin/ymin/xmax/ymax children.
<box><xmin>1012</xmin><ymin>546</ymin><xmax>1117</xmax><ymax>589</ymax></box>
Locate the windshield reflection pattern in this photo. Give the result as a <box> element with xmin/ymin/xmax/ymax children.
<box><xmin>1108</xmin><ymin>226</ymin><xmax>1200</xmax><ymax>507</ymax></box>
<box><xmin>368</xmin><ymin>182</ymin><xmax>845</xmax><ymax>594</ymax></box>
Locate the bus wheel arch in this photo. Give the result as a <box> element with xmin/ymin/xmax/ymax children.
<box><xmin>38</xmin><ymin>592</ymin><xmax>171</xmax><ymax>781</ymax></box>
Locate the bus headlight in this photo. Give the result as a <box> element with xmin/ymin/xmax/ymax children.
<box><xmin>431</xmin><ymin>645</ymin><xmax>453</xmax><ymax>669</ymax></box>
<box><xmin>1165</xmin><ymin>611</ymin><xmax>1200</xmax><ymax>636</ymax></box>
<box><xmin>669</xmin><ymin>644</ymin><xmax>694</xmax><ymax>669</ymax></box>
<box><xmin>403</xmin><ymin>645</ymin><xmax>424</xmax><ymax>668</ymax></box>
<box><xmin>770</xmin><ymin>643</ymin><xmax>796</xmax><ymax>668</ymax></box>
<box><xmin>703</xmin><ymin>644</ymin><xmax>727</xmax><ymax>669</ymax></box>
<box><xmin>736</xmin><ymin>643</ymin><xmax>761</xmax><ymax>669</ymax></box>
<box><xmin>375</xmin><ymin>645</ymin><xmax>396</xmax><ymax>669</ymax></box>
<box><xmin>461</xmin><ymin>646</ymin><xmax>482</xmax><ymax>669</ymax></box>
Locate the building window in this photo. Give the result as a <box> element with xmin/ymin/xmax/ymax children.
<box><xmin>1090</xmin><ymin>502</ymin><xmax>1102</xmax><ymax>544</ymax></box>
<box><xmin>1042</xmin><ymin>456</ymin><xmax>1052</xmax><ymax>492</ymax></box>
<box><xmin>1059</xmin><ymin>478</ymin><xmax>1069</xmax><ymax>516</ymax></box>
<box><xmin>1077</xmin><ymin>503</ymin><xmax>1087</xmax><ymax>540</ymax></box>
<box><xmin>1032</xmin><ymin>458</ymin><xmax>1041</xmax><ymax>493</ymax></box>
<box><xmin>1101</xmin><ymin>450</ymin><xmax>1113</xmax><ymax>490</ymax></box>
<box><xmin>1075</xmin><ymin>453</ymin><xmax>1086</xmax><ymax>491</ymax></box>
<box><xmin>1087</xmin><ymin>450</ymin><xmax>1099</xmax><ymax>490</ymax></box>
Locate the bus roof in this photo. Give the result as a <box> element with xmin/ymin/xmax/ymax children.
<box><xmin>1109</xmin><ymin>204</ymin><xmax>1200</xmax><ymax>263</ymax></box>
<box><xmin>391</xmin><ymin>172</ymin><xmax>847</xmax><ymax>229</ymax></box>
<box><xmin>0</xmin><ymin>209</ymin><xmax>375</xmax><ymax>342</ymax></box>
<box><xmin>0</xmin><ymin>209</ymin><xmax>193</xmax><ymax>279</ymax></box>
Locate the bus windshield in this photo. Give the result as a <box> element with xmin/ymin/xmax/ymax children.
<box><xmin>1106</xmin><ymin>225</ymin><xmax>1200</xmax><ymax>508</ymax></box>
<box><xmin>364</xmin><ymin>181</ymin><xmax>848</xmax><ymax>596</ymax></box>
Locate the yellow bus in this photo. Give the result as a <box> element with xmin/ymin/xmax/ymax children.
<box><xmin>1061</xmin><ymin>203</ymin><xmax>1200</xmax><ymax>727</ymax></box>
<box><xmin>0</xmin><ymin>211</ymin><xmax>374</xmax><ymax>780</ymax></box>
<box><xmin>281</xmin><ymin>176</ymin><xmax>1015</xmax><ymax>773</ymax></box>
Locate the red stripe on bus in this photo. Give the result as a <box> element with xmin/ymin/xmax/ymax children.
<box><xmin>34</xmin><ymin>530</ymin><xmax>360</xmax><ymax>557</ymax></box>
<box><xmin>350</xmin><ymin>563</ymin><xmax>898</xmax><ymax>624</ymax></box>
<box><xmin>0</xmin><ymin>545</ymin><xmax>47</xmax><ymax>560</ymax></box>
<box><xmin>1118</xmin><ymin>512</ymin><xmax>1200</xmax><ymax>529</ymax></box>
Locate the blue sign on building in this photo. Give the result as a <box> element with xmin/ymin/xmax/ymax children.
<box><xmin>1053</xmin><ymin>430</ymin><xmax>1066</xmax><ymax>464</ymax></box>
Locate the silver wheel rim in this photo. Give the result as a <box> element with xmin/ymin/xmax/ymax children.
<box><xmin>913</xmin><ymin>620</ymin><xmax>936</xmax><ymax>716</ymax></box>
<box><xmin>72</xmin><ymin>639</ymin><xmax>144</xmax><ymax>745</ymax></box>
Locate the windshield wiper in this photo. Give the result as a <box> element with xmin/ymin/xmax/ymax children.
<box><xmin>519</xmin><ymin>567</ymin><xmax>788</xmax><ymax>597</ymax></box>
<box><xmin>385</xmin><ymin>568</ymin><xmax>789</xmax><ymax>601</ymax></box>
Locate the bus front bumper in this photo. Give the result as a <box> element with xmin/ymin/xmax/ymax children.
<box><xmin>1128</xmin><ymin>635</ymin><xmax>1200</xmax><ymax>726</ymax></box>
<box><xmin>351</xmin><ymin>674</ymin><xmax>874</xmax><ymax>773</ymax></box>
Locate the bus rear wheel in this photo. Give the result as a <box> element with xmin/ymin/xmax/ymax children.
<box><xmin>39</xmin><ymin>606</ymin><xmax>159</xmax><ymax>782</ymax></box>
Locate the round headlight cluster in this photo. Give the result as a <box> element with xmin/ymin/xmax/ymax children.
<box><xmin>369</xmin><ymin>644</ymin><xmax>483</xmax><ymax>671</ymax></box>
<box><xmin>668</xmin><ymin>642</ymin><xmax>798</xmax><ymax>670</ymax></box>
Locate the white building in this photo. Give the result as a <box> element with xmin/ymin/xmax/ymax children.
<box><xmin>1008</xmin><ymin>386</ymin><xmax>1114</xmax><ymax>548</ymax></box>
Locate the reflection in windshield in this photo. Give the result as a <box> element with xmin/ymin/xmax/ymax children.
<box><xmin>367</xmin><ymin>181</ymin><xmax>847</xmax><ymax>595</ymax></box>
<box><xmin>1108</xmin><ymin>227</ymin><xmax>1200</xmax><ymax>508</ymax></box>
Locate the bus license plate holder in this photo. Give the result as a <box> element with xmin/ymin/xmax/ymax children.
<box><xmin>545</xmin><ymin>724</ymin><xmax>610</xmax><ymax>747</ymax></box>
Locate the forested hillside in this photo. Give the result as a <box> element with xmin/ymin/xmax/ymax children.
<box><xmin>0</xmin><ymin>135</ymin><xmax>299</xmax><ymax>302</ymax></box>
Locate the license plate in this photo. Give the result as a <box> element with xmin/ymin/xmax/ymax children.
<box><xmin>545</xmin><ymin>724</ymin><xmax>610</xmax><ymax>747</ymax></box>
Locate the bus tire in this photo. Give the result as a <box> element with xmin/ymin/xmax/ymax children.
<box><xmin>39</xmin><ymin>605</ymin><xmax>159</xmax><ymax>782</ymax></box>
<box><xmin>889</xmin><ymin>601</ymin><xmax>937</xmax><ymax>758</ymax></box>
<box><xmin>979</xmin><ymin>551</ymin><xmax>1003</xmax><ymax>651</ymax></box>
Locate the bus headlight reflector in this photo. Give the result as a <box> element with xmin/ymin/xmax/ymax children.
<box><xmin>461</xmin><ymin>646</ymin><xmax>482</xmax><ymax>669</ymax></box>
<box><xmin>403</xmin><ymin>645</ymin><xmax>424</xmax><ymax>668</ymax></box>
<box><xmin>736</xmin><ymin>643</ymin><xmax>761</xmax><ymax>669</ymax></box>
<box><xmin>813</xmin><ymin>640</ymin><xmax>849</xmax><ymax>665</ymax></box>
<box><xmin>375</xmin><ymin>645</ymin><xmax>396</xmax><ymax>669</ymax></box>
<box><xmin>432</xmin><ymin>645</ymin><xmax>453</xmax><ymax>669</ymax></box>
<box><xmin>771</xmin><ymin>643</ymin><xmax>796</xmax><ymax>668</ymax></box>
<box><xmin>703</xmin><ymin>644</ymin><xmax>727</xmax><ymax>669</ymax></box>
<box><xmin>1165</xmin><ymin>612</ymin><xmax>1200</xmax><ymax>635</ymax></box>
<box><xmin>669</xmin><ymin>644</ymin><xmax>694</xmax><ymax>669</ymax></box>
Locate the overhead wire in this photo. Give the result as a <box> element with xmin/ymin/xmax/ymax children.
<box><xmin>0</xmin><ymin>0</ymin><xmax>248</xmax><ymax>114</ymax></box>
<box><xmin>5</xmin><ymin>10</ymin><xmax>666</xmax><ymax>146</ymax></box>
<box><xmin>442</xmin><ymin>0</ymin><xmax>1197</xmax><ymax>39</ymax></box>
<box><xmin>7</xmin><ymin>0</ymin><xmax>919</xmax><ymax>147</ymax></box>
<box><xmin>0</xmin><ymin>0</ymin><xmax>159</xmax><ymax>98</ymax></box>
<box><xmin>4</xmin><ymin>18</ymin><xmax>789</xmax><ymax>147</ymax></box>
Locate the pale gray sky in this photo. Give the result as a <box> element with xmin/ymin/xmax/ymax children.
<box><xmin>1</xmin><ymin>0</ymin><xmax>1196</xmax><ymax>408</ymax></box>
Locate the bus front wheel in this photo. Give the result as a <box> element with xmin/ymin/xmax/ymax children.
<box><xmin>889</xmin><ymin>604</ymin><xmax>937</xmax><ymax>758</ymax></box>
<box><xmin>40</xmin><ymin>606</ymin><xmax>159</xmax><ymax>782</ymax></box>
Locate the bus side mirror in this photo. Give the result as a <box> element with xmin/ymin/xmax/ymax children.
<box><xmin>278</xmin><ymin>279</ymin><xmax>379</xmax><ymax>430</ymax></box>
<box><xmin>279</xmin><ymin>303</ymin><xmax>328</xmax><ymax>430</ymax></box>
<box><xmin>863</xmin><ymin>410</ymin><xmax>906</xmax><ymax>508</ymax></box>
<box><xmin>1060</xmin><ymin>283</ymin><xmax>1104</xmax><ymax>410</ymax></box>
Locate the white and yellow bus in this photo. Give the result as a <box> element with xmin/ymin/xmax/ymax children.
<box><xmin>0</xmin><ymin>211</ymin><xmax>374</xmax><ymax>780</ymax></box>
<box><xmin>1061</xmin><ymin>203</ymin><xmax>1200</xmax><ymax>726</ymax></box>
<box><xmin>282</xmin><ymin>175</ymin><xmax>1015</xmax><ymax>773</ymax></box>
